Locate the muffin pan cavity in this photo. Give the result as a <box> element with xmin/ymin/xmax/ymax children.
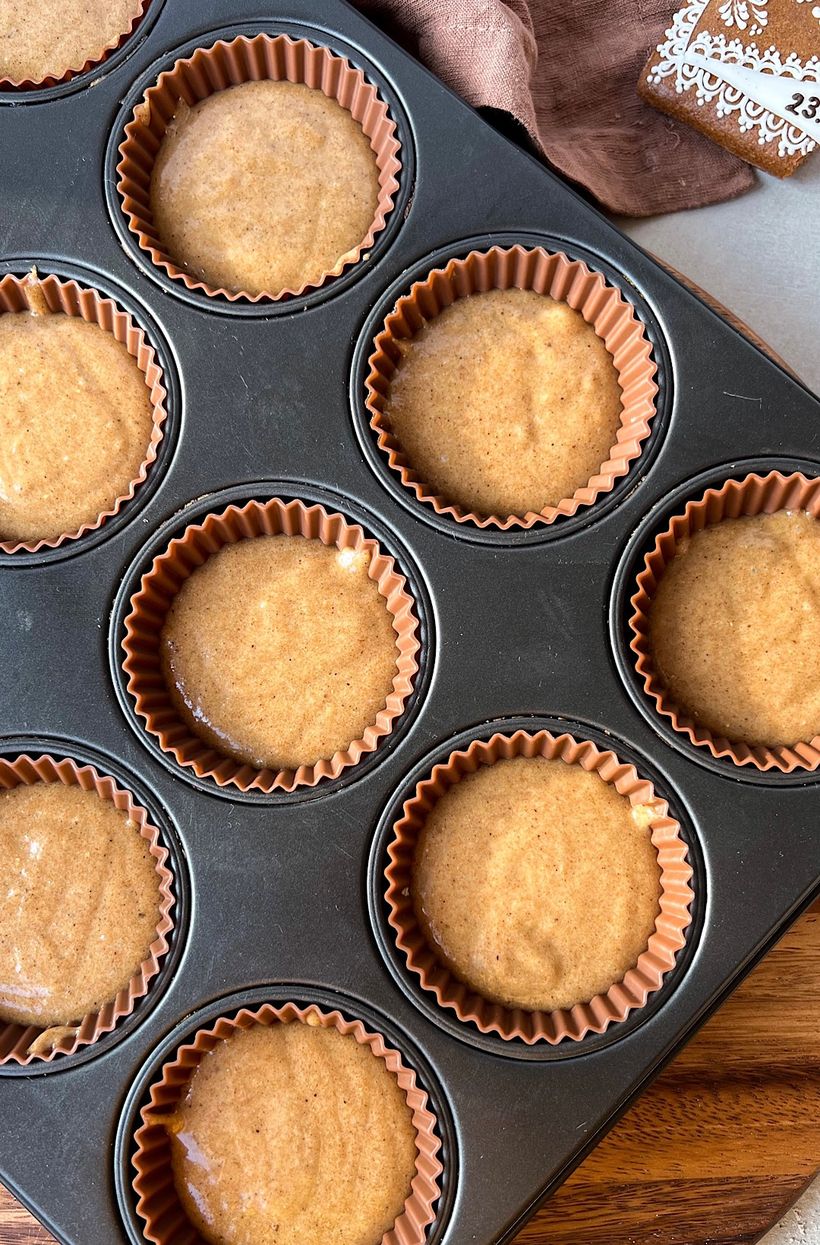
<box><xmin>612</xmin><ymin>458</ymin><xmax>820</xmax><ymax>785</ymax></box>
<box><xmin>351</xmin><ymin>233</ymin><xmax>672</xmax><ymax>546</ymax></box>
<box><xmin>0</xmin><ymin>738</ymin><xmax>189</xmax><ymax>1078</ymax></box>
<box><xmin>1</xmin><ymin>0</ymin><xmax>819</xmax><ymax>1241</ymax></box>
<box><xmin>131</xmin><ymin>999</ymin><xmax>443</xmax><ymax>1245</ymax></box>
<box><xmin>363</xmin><ymin>244</ymin><xmax>658</xmax><ymax>531</ymax></box>
<box><xmin>115</xmin><ymin>987</ymin><xmax>457</xmax><ymax>1245</ymax></box>
<box><xmin>109</xmin><ymin>482</ymin><xmax>435</xmax><ymax>803</ymax></box>
<box><xmin>120</xmin><ymin>492</ymin><xmax>424</xmax><ymax>795</ymax></box>
<box><xmin>106</xmin><ymin>21</ymin><xmax>414</xmax><ymax>316</ymax></box>
<box><xmin>369</xmin><ymin>716</ymin><xmax>703</xmax><ymax>1062</ymax></box>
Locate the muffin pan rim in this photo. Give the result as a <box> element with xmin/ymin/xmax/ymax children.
<box><xmin>103</xmin><ymin>18</ymin><xmax>417</xmax><ymax>318</ymax></box>
<box><xmin>108</xmin><ymin>479</ymin><xmax>437</xmax><ymax>805</ymax></box>
<box><xmin>0</xmin><ymin>735</ymin><xmax>191</xmax><ymax>1079</ymax></box>
<box><xmin>0</xmin><ymin>255</ymin><xmax>182</xmax><ymax>570</ymax></box>
<box><xmin>367</xmin><ymin>714</ymin><xmax>706</xmax><ymax>1062</ymax></box>
<box><xmin>349</xmin><ymin>230</ymin><xmax>673</xmax><ymax>547</ymax></box>
<box><xmin>610</xmin><ymin>455</ymin><xmax>820</xmax><ymax>788</ymax></box>
<box><xmin>113</xmin><ymin>984</ymin><xmax>459</xmax><ymax>1245</ymax></box>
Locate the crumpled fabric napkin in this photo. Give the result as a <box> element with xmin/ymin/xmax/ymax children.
<box><xmin>353</xmin><ymin>0</ymin><xmax>756</xmax><ymax>216</ymax></box>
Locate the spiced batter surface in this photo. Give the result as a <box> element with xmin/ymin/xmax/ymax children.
<box><xmin>649</xmin><ymin>511</ymin><xmax>820</xmax><ymax>747</ymax></box>
<box><xmin>412</xmin><ymin>756</ymin><xmax>661</xmax><ymax>1012</ymax></box>
<box><xmin>0</xmin><ymin>0</ymin><xmax>142</xmax><ymax>81</ymax></box>
<box><xmin>0</xmin><ymin>782</ymin><xmax>162</xmax><ymax>1027</ymax></box>
<box><xmin>383</xmin><ymin>289</ymin><xmax>623</xmax><ymax>517</ymax></box>
<box><xmin>169</xmin><ymin>1021</ymin><xmax>418</xmax><ymax>1245</ymax></box>
<box><xmin>0</xmin><ymin>312</ymin><xmax>154</xmax><ymax>543</ymax></box>
<box><xmin>161</xmin><ymin>536</ymin><xmax>399</xmax><ymax>771</ymax></box>
<box><xmin>151</xmin><ymin>80</ymin><xmax>380</xmax><ymax>296</ymax></box>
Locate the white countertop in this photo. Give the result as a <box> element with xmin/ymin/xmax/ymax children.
<box><xmin>620</xmin><ymin>157</ymin><xmax>820</xmax><ymax>1245</ymax></box>
<box><xmin>618</xmin><ymin>157</ymin><xmax>820</xmax><ymax>395</ymax></box>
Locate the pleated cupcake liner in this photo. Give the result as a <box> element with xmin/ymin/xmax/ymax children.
<box><xmin>131</xmin><ymin>1000</ymin><xmax>443</xmax><ymax>1245</ymax></box>
<box><xmin>0</xmin><ymin>0</ymin><xmax>149</xmax><ymax>90</ymax></box>
<box><xmin>0</xmin><ymin>753</ymin><xmax>175</xmax><ymax>1066</ymax></box>
<box><xmin>121</xmin><ymin>496</ymin><xmax>421</xmax><ymax>793</ymax></box>
<box><xmin>116</xmin><ymin>31</ymin><xmax>402</xmax><ymax>303</ymax></box>
<box><xmin>0</xmin><ymin>269</ymin><xmax>167</xmax><ymax>554</ymax></box>
<box><xmin>364</xmin><ymin>244</ymin><xmax>658</xmax><ymax>529</ymax></box>
<box><xmin>629</xmin><ymin>470</ymin><xmax>820</xmax><ymax>772</ymax></box>
<box><xmin>385</xmin><ymin>729</ymin><xmax>694</xmax><ymax>1044</ymax></box>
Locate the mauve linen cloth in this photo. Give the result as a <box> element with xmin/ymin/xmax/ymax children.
<box><xmin>353</xmin><ymin>0</ymin><xmax>755</xmax><ymax>216</ymax></box>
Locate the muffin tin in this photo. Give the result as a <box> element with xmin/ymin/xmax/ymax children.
<box><xmin>1</xmin><ymin>0</ymin><xmax>819</xmax><ymax>1242</ymax></box>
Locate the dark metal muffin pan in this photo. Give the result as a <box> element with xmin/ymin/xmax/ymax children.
<box><xmin>0</xmin><ymin>1</ymin><xmax>818</xmax><ymax>1242</ymax></box>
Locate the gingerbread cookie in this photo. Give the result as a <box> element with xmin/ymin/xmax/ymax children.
<box><xmin>639</xmin><ymin>0</ymin><xmax>819</xmax><ymax>176</ymax></box>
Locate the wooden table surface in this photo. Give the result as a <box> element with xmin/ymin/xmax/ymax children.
<box><xmin>2</xmin><ymin>898</ymin><xmax>818</xmax><ymax>1245</ymax></box>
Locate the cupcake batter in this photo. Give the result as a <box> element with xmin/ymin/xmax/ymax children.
<box><xmin>161</xmin><ymin>535</ymin><xmax>399</xmax><ymax>771</ymax></box>
<box><xmin>0</xmin><ymin>311</ymin><xmax>155</xmax><ymax>543</ymax></box>
<box><xmin>150</xmin><ymin>80</ymin><xmax>380</xmax><ymax>296</ymax></box>
<box><xmin>649</xmin><ymin>510</ymin><xmax>820</xmax><ymax>746</ymax></box>
<box><xmin>169</xmin><ymin>1020</ymin><xmax>417</xmax><ymax>1245</ymax></box>
<box><xmin>412</xmin><ymin>756</ymin><xmax>661</xmax><ymax>1012</ymax></box>
<box><xmin>383</xmin><ymin>288</ymin><xmax>623</xmax><ymax>517</ymax></box>
<box><xmin>0</xmin><ymin>782</ymin><xmax>162</xmax><ymax>1027</ymax></box>
<box><xmin>0</xmin><ymin>0</ymin><xmax>142</xmax><ymax>81</ymax></box>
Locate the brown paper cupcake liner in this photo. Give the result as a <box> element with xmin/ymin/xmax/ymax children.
<box><xmin>0</xmin><ymin>1</ymin><xmax>150</xmax><ymax>91</ymax></box>
<box><xmin>364</xmin><ymin>244</ymin><xmax>659</xmax><ymax>530</ymax></box>
<box><xmin>629</xmin><ymin>470</ymin><xmax>820</xmax><ymax>773</ymax></box>
<box><xmin>0</xmin><ymin>269</ymin><xmax>168</xmax><ymax>555</ymax></box>
<box><xmin>116</xmin><ymin>32</ymin><xmax>402</xmax><ymax>303</ymax></box>
<box><xmin>0</xmin><ymin>753</ymin><xmax>175</xmax><ymax>1066</ymax></box>
<box><xmin>122</xmin><ymin>496</ymin><xmax>421</xmax><ymax>793</ymax></box>
<box><xmin>385</xmin><ymin>729</ymin><xmax>694</xmax><ymax>1044</ymax></box>
<box><xmin>132</xmin><ymin>1001</ymin><xmax>443</xmax><ymax>1245</ymax></box>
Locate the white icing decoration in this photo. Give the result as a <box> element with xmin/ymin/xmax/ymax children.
<box><xmin>717</xmin><ymin>0</ymin><xmax>768</xmax><ymax>35</ymax></box>
<box><xmin>646</xmin><ymin>0</ymin><xmax>819</xmax><ymax>158</ymax></box>
<box><xmin>683</xmin><ymin>49</ymin><xmax>820</xmax><ymax>140</ymax></box>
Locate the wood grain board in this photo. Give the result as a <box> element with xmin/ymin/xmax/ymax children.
<box><xmin>2</xmin><ymin>899</ymin><xmax>818</xmax><ymax>1245</ymax></box>
<box><xmin>520</xmin><ymin>900</ymin><xmax>820</xmax><ymax>1245</ymax></box>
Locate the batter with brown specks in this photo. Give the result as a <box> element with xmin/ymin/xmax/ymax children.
<box><xmin>169</xmin><ymin>1020</ymin><xmax>418</xmax><ymax>1245</ymax></box>
<box><xmin>383</xmin><ymin>289</ymin><xmax>623</xmax><ymax>518</ymax></box>
<box><xmin>161</xmin><ymin>536</ymin><xmax>399</xmax><ymax>771</ymax></box>
<box><xmin>0</xmin><ymin>312</ymin><xmax>155</xmax><ymax>543</ymax></box>
<box><xmin>649</xmin><ymin>510</ymin><xmax>820</xmax><ymax>746</ymax></box>
<box><xmin>0</xmin><ymin>783</ymin><xmax>162</xmax><ymax>1027</ymax></box>
<box><xmin>151</xmin><ymin>80</ymin><xmax>380</xmax><ymax>296</ymax></box>
<box><xmin>0</xmin><ymin>0</ymin><xmax>142</xmax><ymax>81</ymax></box>
<box><xmin>412</xmin><ymin>756</ymin><xmax>661</xmax><ymax>1012</ymax></box>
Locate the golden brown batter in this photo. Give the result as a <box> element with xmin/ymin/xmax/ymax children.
<box><xmin>649</xmin><ymin>510</ymin><xmax>820</xmax><ymax>747</ymax></box>
<box><xmin>383</xmin><ymin>288</ymin><xmax>623</xmax><ymax>517</ymax></box>
<box><xmin>150</xmin><ymin>80</ymin><xmax>380</xmax><ymax>296</ymax></box>
<box><xmin>161</xmin><ymin>535</ymin><xmax>399</xmax><ymax>771</ymax></box>
<box><xmin>0</xmin><ymin>783</ymin><xmax>162</xmax><ymax>1027</ymax></box>
<box><xmin>0</xmin><ymin>0</ymin><xmax>142</xmax><ymax>81</ymax></box>
<box><xmin>169</xmin><ymin>1020</ymin><xmax>418</xmax><ymax>1245</ymax></box>
<box><xmin>0</xmin><ymin>312</ymin><xmax>154</xmax><ymax>543</ymax></box>
<box><xmin>412</xmin><ymin>756</ymin><xmax>661</xmax><ymax>1012</ymax></box>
